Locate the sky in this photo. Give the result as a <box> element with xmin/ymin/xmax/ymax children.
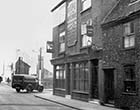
<box><xmin>0</xmin><ymin>0</ymin><xmax>61</xmax><ymax>78</ymax></box>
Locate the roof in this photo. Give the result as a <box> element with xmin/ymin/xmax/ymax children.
<box><xmin>102</xmin><ymin>0</ymin><xmax>140</xmax><ymax>26</ymax></box>
<box><xmin>16</xmin><ymin>58</ymin><xmax>30</xmax><ymax>67</ymax></box>
<box><xmin>51</xmin><ymin>0</ymin><xmax>66</xmax><ymax>12</ymax></box>
<box><xmin>13</xmin><ymin>74</ymin><xmax>37</xmax><ymax>79</ymax></box>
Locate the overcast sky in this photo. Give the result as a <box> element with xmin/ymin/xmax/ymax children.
<box><xmin>0</xmin><ymin>0</ymin><xmax>61</xmax><ymax>76</ymax></box>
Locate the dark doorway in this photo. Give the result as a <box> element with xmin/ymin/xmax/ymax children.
<box><xmin>104</xmin><ymin>69</ymin><xmax>114</xmax><ymax>104</ymax></box>
<box><xmin>91</xmin><ymin>60</ymin><xmax>98</xmax><ymax>99</ymax></box>
<box><xmin>67</xmin><ymin>64</ymin><xmax>71</xmax><ymax>95</ymax></box>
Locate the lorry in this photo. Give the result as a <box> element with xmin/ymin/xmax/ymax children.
<box><xmin>12</xmin><ymin>74</ymin><xmax>44</xmax><ymax>93</ymax></box>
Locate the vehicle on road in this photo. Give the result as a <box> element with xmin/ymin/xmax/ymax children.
<box><xmin>11</xmin><ymin>74</ymin><xmax>44</xmax><ymax>93</ymax></box>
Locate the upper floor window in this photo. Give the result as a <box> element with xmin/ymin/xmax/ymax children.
<box><xmin>81</xmin><ymin>19</ymin><xmax>93</xmax><ymax>47</ymax></box>
<box><xmin>52</xmin><ymin>3</ymin><xmax>66</xmax><ymax>26</ymax></box>
<box><xmin>59</xmin><ymin>31</ymin><xmax>65</xmax><ymax>53</ymax></box>
<box><xmin>81</xmin><ymin>0</ymin><xmax>91</xmax><ymax>11</ymax></box>
<box><xmin>123</xmin><ymin>64</ymin><xmax>136</xmax><ymax>93</ymax></box>
<box><xmin>123</xmin><ymin>22</ymin><xmax>135</xmax><ymax>48</ymax></box>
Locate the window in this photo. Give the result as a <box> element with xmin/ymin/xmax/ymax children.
<box><xmin>124</xmin><ymin>65</ymin><xmax>136</xmax><ymax>93</ymax></box>
<box><xmin>123</xmin><ymin>22</ymin><xmax>135</xmax><ymax>48</ymax></box>
<box><xmin>81</xmin><ymin>23</ymin><xmax>92</xmax><ymax>47</ymax></box>
<box><xmin>52</xmin><ymin>3</ymin><xmax>66</xmax><ymax>26</ymax></box>
<box><xmin>81</xmin><ymin>0</ymin><xmax>91</xmax><ymax>11</ymax></box>
<box><xmin>59</xmin><ymin>31</ymin><xmax>65</xmax><ymax>53</ymax></box>
<box><xmin>73</xmin><ymin>62</ymin><xmax>89</xmax><ymax>92</ymax></box>
<box><xmin>55</xmin><ymin>65</ymin><xmax>65</xmax><ymax>89</ymax></box>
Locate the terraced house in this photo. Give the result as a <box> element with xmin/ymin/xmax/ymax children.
<box><xmin>102</xmin><ymin>0</ymin><xmax>140</xmax><ymax>109</ymax></box>
<box><xmin>50</xmin><ymin>0</ymin><xmax>118</xmax><ymax>107</ymax></box>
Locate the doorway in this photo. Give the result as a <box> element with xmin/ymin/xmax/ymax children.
<box><xmin>91</xmin><ymin>60</ymin><xmax>98</xmax><ymax>99</ymax></box>
<box><xmin>104</xmin><ymin>69</ymin><xmax>115</xmax><ymax>104</ymax></box>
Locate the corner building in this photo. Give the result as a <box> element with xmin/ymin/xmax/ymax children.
<box><xmin>51</xmin><ymin>0</ymin><xmax>117</xmax><ymax>106</ymax></box>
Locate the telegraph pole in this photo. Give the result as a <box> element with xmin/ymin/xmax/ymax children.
<box><xmin>38</xmin><ymin>47</ymin><xmax>42</xmax><ymax>85</ymax></box>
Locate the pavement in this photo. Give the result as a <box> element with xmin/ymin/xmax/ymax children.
<box><xmin>34</xmin><ymin>89</ymin><xmax>121</xmax><ymax>110</ymax></box>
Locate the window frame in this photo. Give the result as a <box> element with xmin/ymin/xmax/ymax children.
<box><xmin>123</xmin><ymin>64</ymin><xmax>136</xmax><ymax>93</ymax></box>
<box><xmin>55</xmin><ymin>65</ymin><xmax>65</xmax><ymax>89</ymax></box>
<box><xmin>81</xmin><ymin>20</ymin><xmax>93</xmax><ymax>47</ymax></box>
<box><xmin>123</xmin><ymin>22</ymin><xmax>135</xmax><ymax>48</ymax></box>
<box><xmin>73</xmin><ymin>62</ymin><xmax>89</xmax><ymax>92</ymax></box>
<box><xmin>59</xmin><ymin>31</ymin><xmax>65</xmax><ymax>53</ymax></box>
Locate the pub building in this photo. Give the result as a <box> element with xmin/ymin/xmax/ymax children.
<box><xmin>49</xmin><ymin>0</ymin><xmax>118</xmax><ymax>107</ymax></box>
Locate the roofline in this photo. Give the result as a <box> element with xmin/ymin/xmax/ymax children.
<box><xmin>51</xmin><ymin>0</ymin><xmax>66</xmax><ymax>12</ymax></box>
<box><xmin>101</xmin><ymin>0</ymin><xmax>121</xmax><ymax>24</ymax></box>
<box><xmin>102</xmin><ymin>10</ymin><xmax>140</xmax><ymax>29</ymax></box>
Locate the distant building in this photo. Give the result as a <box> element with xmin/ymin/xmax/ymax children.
<box><xmin>42</xmin><ymin>68</ymin><xmax>53</xmax><ymax>89</ymax></box>
<box><xmin>15</xmin><ymin>57</ymin><xmax>30</xmax><ymax>75</ymax></box>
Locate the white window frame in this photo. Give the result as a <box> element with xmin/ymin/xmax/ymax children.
<box><xmin>81</xmin><ymin>21</ymin><xmax>92</xmax><ymax>47</ymax></box>
<box><xmin>59</xmin><ymin>31</ymin><xmax>65</xmax><ymax>53</ymax></box>
<box><xmin>123</xmin><ymin>22</ymin><xmax>135</xmax><ymax>48</ymax></box>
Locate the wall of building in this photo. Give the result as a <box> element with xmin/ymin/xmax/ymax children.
<box><xmin>15</xmin><ymin>58</ymin><xmax>30</xmax><ymax>75</ymax></box>
<box><xmin>102</xmin><ymin>16</ymin><xmax>140</xmax><ymax>108</ymax></box>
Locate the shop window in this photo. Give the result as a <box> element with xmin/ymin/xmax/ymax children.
<box><xmin>55</xmin><ymin>65</ymin><xmax>65</xmax><ymax>89</ymax></box>
<box><xmin>81</xmin><ymin>0</ymin><xmax>91</xmax><ymax>11</ymax></box>
<box><xmin>123</xmin><ymin>22</ymin><xmax>135</xmax><ymax>48</ymax></box>
<box><xmin>124</xmin><ymin>65</ymin><xmax>136</xmax><ymax>93</ymax></box>
<box><xmin>59</xmin><ymin>31</ymin><xmax>65</xmax><ymax>53</ymax></box>
<box><xmin>73</xmin><ymin>62</ymin><xmax>89</xmax><ymax>92</ymax></box>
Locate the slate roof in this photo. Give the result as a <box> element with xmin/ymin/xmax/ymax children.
<box><xmin>102</xmin><ymin>0</ymin><xmax>140</xmax><ymax>25</ymax></box>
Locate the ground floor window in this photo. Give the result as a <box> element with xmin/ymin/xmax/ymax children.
<box><xmin>123</xmin><ymin>64</ymin><xmax>136</xmax><ymax>93</ymax></box>
<box><xmin>73</xmin><ymin>62</ymin><xmax>89</xmax><ymax>92</ymax></box>
<box><xmin>55</xmin><ymin>65</ymin><xmax>65</xmax><ymax>89</ymax></box>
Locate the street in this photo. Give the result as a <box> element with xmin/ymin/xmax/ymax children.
<box><xmin>0</xmin><ymin>83</ymin><xmax>75</xmax><ymax>110</ymax></box>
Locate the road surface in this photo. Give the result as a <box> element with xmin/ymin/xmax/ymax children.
<box><xmin>0</xmin><ymin>83</ymin><xmax>75</xmax><ymax>110</ymax></box>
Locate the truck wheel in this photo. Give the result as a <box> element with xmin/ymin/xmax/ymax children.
<box><xmin>16</xmin><ymin>88</ymin><xmax>20</xmax><ymax>93</ymax></box>
<box><xmin>26</xmin><ymin>85</ymin><xmax>32</xmax><ymax>93</ymax></box>
<box><xmin>38</xmin><ymin>86</ymin><xmax>43</xmax><ymax>92</ymax></box>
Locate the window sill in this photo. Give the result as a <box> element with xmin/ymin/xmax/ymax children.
<box><xmin>80</xmin><ymin>6</ymin><xmax>92</xmax><ymax>14</ymax></box>
<box><xmin>122</xmin><ymin>47</ymin><xmax>135</xmax><ymax>51</ymax></box>
<box><xmin>72</xmin><ymin>90</ymin><xmax>89</xmax><ymax>94</ymax></box>
<box><xmin>122</xmin><ymin>92</ymin><xmax>137</xmax><ymax>96</ymax></box>
<box><xmin>55</xmin><ymin>88</ymin><xmax>66</xmax><ymax>91</ymax></box>
<box><xmin>58</xmin><ymin>51</ymin><xmax>65</xmax><ymax>55</ymax></box>
<box><xmin>80</xmin><ymin>45</ymin><xmax>91</xmax><ymax>50</ymax></box>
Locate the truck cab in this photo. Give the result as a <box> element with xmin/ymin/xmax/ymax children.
<box><xmin>12</xmin><ymin>74</ymin><xmax>44</xmax><ymax>93</ymax></box>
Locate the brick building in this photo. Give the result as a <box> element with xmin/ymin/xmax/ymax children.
<box><xmin>50</xmin><ymin>0</ymin><xmax>120</xmax><ymax>106</ymax></box>
<box><xmin>15</xmin><ymin>57</ymin><xmax>30</xmax><ymax>75</ymax></box>
<box><xmin>102</xmin><ymin>0</ymin><xmax>140</xmax><ymax>109</ymax></box>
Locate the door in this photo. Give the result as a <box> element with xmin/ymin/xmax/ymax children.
<box><xmin>104</xmin><ymin>69</ymin><xmax>114</xmax><ymax>104</ymax></box>
<box><xmin>91</xmin><ymin>60</ymin><xmax>99</xmax><ymax>99</ymax></box>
